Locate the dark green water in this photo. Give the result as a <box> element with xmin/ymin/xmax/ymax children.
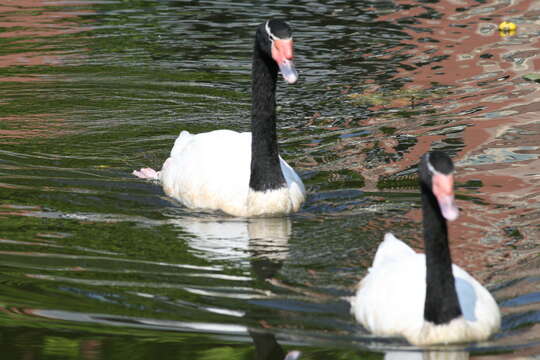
<box><xmin>0</xmin><ymin>0</ymin><xmax>538</xmax><ymax>359</ymax></box>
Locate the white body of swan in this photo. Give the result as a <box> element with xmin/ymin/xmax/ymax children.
<box><xmin>351</xmin><ymin>233</ymin><xmax>501</xmax><ymax>346</ymax></box>
<box><xmin>154</xmin><ymin>129</ymin><xmax>305</xmax><ymax>217</ymax></box>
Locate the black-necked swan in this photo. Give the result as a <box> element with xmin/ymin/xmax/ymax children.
<box><xmin>133</xmin><ymin>19</ymin><xmax>305</xmax><ymax>217</ymax></box>
<box><xmin>351</xmin><ymin>151</ymin><xmax>500</xmax><ymax>345</ymax></box>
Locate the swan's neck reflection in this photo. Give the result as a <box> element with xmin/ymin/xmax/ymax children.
<box><xmin>170</xmin><ymin>216</ymin><xmax>293</xmax><ymax>359</ymax></box>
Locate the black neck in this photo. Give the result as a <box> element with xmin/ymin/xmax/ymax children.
<box><xmin>248</xmin><ymin>40</ymin><xmax>286</xmax><ymax>192</ymax></box>
<box><xmin>422</xmin><ymin>182</ymin><xmax>462</xmax><ymax>324</ymax></box>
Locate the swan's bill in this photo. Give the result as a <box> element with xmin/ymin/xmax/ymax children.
<box><xmin>278</xmin><ymin>59</ymin><xmax>298</xmax><ymax>84</ymax></box>
<box><xmin>436</xmin><ymin>193</ymin><xmax>459</xmax><ymax>221</ymax></box>
<box><xmin>271</xmin><ymin>39</ymin><xmax>298</xmax><ymax>84</ymax></box>
<box><xmin>432</xmin><ymin>173</ymin><xmax>459</xmax><ymax>221</ymax></box>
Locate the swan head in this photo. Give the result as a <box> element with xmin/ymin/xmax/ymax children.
<box><xmin>421</xmin><ymin>151</ymin><xmax>459</xmax><ymax>221</ymax></box>
<box><xmin>258</xmin><ymin>19</ymin><xmax>298</xmax><ymax>84</ymax></box>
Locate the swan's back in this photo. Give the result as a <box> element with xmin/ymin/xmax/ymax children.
<box><xmin>160</xmin><ymin>130</ymin><xmax>251</xmax><ymax>215</ymax></box>
<box><xmin>353</xmin><ymin>235</ymin><xmax>427</xmax><ymax>338</ymax></box>
<box><xmin>372</xmin><ymin>233</ymin><xmax>416</xmax><ymax>268</ymax></box>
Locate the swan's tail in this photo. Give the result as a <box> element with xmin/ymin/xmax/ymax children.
<box><xmin>133</xmin><ymin>167</ymin><xmax>160</xmax><ymax>181</ymax></box>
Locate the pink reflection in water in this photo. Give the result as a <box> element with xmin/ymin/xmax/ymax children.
<box><xmin>363</xmin><ymin>0</ymin><xmax>540</xmax><ymax>280</ymax></box>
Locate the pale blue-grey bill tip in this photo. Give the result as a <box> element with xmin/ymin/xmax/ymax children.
<box><xmin>278</xmin><ymin>59</ymin><xmax>298</xmax><ymax>84</ymax></box>
<box><xmin>439</xmin><ymin>195</ymin><xmax>459</xmax><ymax>221</ymax></box>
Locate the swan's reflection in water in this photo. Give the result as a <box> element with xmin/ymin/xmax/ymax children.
<box><xmin>249</xmin><ymin>330</ymin><xmax>288</xmax><ymax>360</ymax></box>
<box><xmin>282</xmin><ymin>350</ymin><xmax>469</xmax><ymax>360</ymax></box>
<box><xmin>171</xmin><ymin>215</ymin><xmax>293</xmax><ymax>360</ymax></box>
<box><xmin>171</xmin><ymin>215</ymin><xmax>291</xmax><ymax>263</ymax></box>
<box><xmin>385</xmin><ymin>351</ymin><xmax>468</xmax><ymax>360</ymax></box>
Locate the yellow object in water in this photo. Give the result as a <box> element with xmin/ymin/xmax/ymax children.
<box><xmin>498</xmin><ymin>21</ymin><xmax>517</xmax><ymax>32</ymax></box>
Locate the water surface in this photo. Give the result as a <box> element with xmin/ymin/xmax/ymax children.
<box><xmin>0</xmin><ymin>0</ymin><xmax>539</xmax><ymax>359</ymax></box>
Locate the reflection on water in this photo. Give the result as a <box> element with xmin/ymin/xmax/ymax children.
<box><xmin>385</xmin><ymin>351</ymin><xmax>469</xmax><ymax>360</ymax></box>
<box><xmin>0</xmin><ymin>0</ymin><xmax>538</xmax><ymax>358</ymax></box>
<box><xmin>173</xmin><ymin>216</ymin><xmax>291</xmax><ymax>263</ymax></box>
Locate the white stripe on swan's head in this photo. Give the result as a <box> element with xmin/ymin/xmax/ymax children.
<box><xmin>265</xmin><ymin>20</ymin><xmax>293</xmax><ymax>41</ymax></box>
